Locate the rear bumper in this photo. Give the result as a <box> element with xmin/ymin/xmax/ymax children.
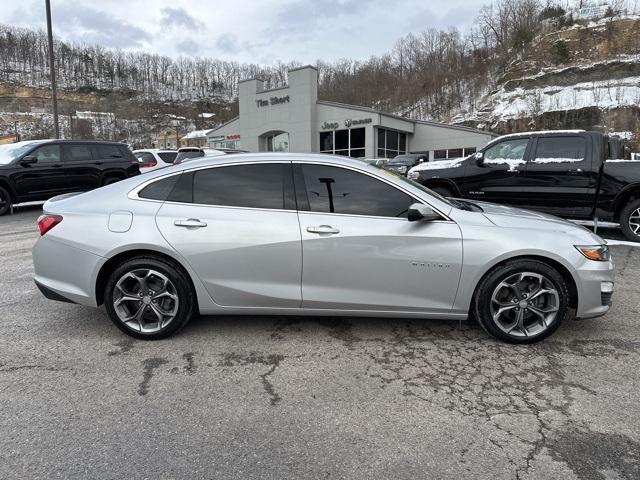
<box><xmin>34</xmin><ymin>279</ymin><xmax>76</xmax><ymax>304</ymax></box>
<box><xmin>32</xmin><ymin>236</ymin><xmax>104</xmax><ymax>307</ymax></box>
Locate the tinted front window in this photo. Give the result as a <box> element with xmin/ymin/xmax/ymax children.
<box><xmin>193</xmin><ymin>164</ymin><xmax>286</xmax><ymax>209</ymax></box>
<box><xmin>98</xmin><ymin>145</ymin><xmax>123</xmax><ymax>159</ymax></box>
<box><xmin>534</xmin><ymin>136</ymin><xmax>586</xmax><ymax>161</ymax></box>
<box><xmin>301</xmin><ymin>164</ymin><xmax>413</xmax><ymax>217</ymax></box>
<box><xmin>0</xmin><ymin>141</ymin><xmax>47</xmax><ymax>165</ymax></box>
<box><xmin>485</xmin><ymin>138</ymin><xmax>529</xmax><ymax>160</ymax></box>
<box><xmin>31</xmin><ymin>145</ymin><xmax>61</xmax><ymax>163</ymax></box>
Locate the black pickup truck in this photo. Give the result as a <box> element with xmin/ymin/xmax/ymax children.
<box><xmin>408</xmin><ymin>130</ymin><xmax>640</xmax><ymax>241</ymax></box>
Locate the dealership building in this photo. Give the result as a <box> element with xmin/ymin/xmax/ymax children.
<box><xmin>203</xmin><ymin>65</ymin><xmax>496</xmax><ymax>159</ymax></box>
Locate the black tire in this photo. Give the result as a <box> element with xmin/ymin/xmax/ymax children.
<box><xmin>430</xmin><ymin>186</ymin><xmax>453</xmax><ymax>197</ymax></box>
<box><xmin>0</xmin><ymin>186</ymin><xmax>11</xmax><ymax>216</ymax></box>
<box><xmin>102</xmin><ymin>176</ymin><xmax>121</xmax><ymax>186</ymax></box>
<box><xmin>619</xmin><ymin>198</ymin><xmax>640</xmax><ymax>242</ymax></box>
<box><xmin>473</xmin><ymin>259</ymin><xmax>569</xmax><ymax>344</ymax></box>
<box><xmin>103</xmin><ymin>256</ymin><xmax>196</xmax><ymax>340</ymax></box>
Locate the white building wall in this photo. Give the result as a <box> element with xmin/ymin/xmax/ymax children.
<box><xmin>205</xmin><ymin>65</ymin><xmax>497</xmax><ymax>157</ymax></box>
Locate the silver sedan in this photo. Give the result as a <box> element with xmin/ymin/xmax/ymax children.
<box><xmin>32</xmin><ymin>153</ymin><xmax>614</xmax><ymax>343</ymax></box>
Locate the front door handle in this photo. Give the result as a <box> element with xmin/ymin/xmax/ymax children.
<box><xmin>174</xmin><ymin>218</ymin><xmax>207</xmax><ymax>228</ymax></box>
<box><xmin>307</xmin><ymin>225</ymin><xmax>340</xmax><ymax>235</ymax></box>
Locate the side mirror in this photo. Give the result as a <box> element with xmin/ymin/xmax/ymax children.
<box><xmin>20</xmin><ymin>155</ymin><xmax>37</xmax><ymax>166</ymax></box>
<box><xmin>474</xmin><ymin>152</ymin><xmax>484</xmax><ymax>165</ymax></box>
<box><xmin>408</xmin><ymin>203</ymin><xmax>441</xmax><ymax>222</ymax></box>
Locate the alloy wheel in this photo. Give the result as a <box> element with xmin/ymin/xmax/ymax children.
<box><xmin>112</xmin><ymin>269</ymin><xmax>179</xmax><ymax>333</ymax></box>
<box><xmin>628</xmin><ymin>207</ymin><xmax>640</xmax><ymax>237</ymax></box>
<box><xmin>490</xmin><ymin>272</ymin><xmax>559</xmax><ymax>338</ymax></box>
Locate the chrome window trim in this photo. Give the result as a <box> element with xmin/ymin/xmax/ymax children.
<box><xmin>128</xmin><ymin>159</ymin><xmax>452</xmax><ymax>221</ymax></box>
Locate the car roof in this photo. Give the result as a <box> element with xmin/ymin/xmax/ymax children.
<box><xmin>175</xmin><ymin>152</ymin><xmax>363</xmax><ymax>167</ymax></box>
<box><xmin>133</xmin><ymin>149</ymin><xmax>177</xmax><ymax>153</ymax></box>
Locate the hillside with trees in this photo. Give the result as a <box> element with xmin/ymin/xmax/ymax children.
<box><xmin>0</xmin><ymin>0</ymin><xmax>639</xmax><ymax>148</ymax></box>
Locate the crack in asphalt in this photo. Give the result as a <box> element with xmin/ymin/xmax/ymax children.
<box><xmin>357</xmin><ymin>321</ymin><xmax>639</xmax><ymax>479</ymax></box>
<box><xmin>219</xmin><ymin>353</ymin><xmax>286</xmax><ymax>406</ymax></box>
<box><xmin>138</xmin><ymin>357</ymin><xmax>168</xmax><ymax>396</ymax></box>
<box><xmin>182</xmin><ymin>352</ymin><xmax>197</xmax><ymax>375</ymax></box>
<box><xmin>107</xmin><ymin>339</ymin><xmax>135</xmax><ymax>356</ymax></box>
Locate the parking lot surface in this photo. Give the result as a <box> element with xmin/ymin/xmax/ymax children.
<box><xmin>1</xmin><ymin>207</ymin><xmax>639</xmax><ymax>479</ymax></box>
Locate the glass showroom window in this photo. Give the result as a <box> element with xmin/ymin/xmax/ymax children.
<box><xmin>433</xmin><ymin>147</ymin><xmax>477</xmax><ymax>159</ymax></box>
<box><xmin>377</xmin><ymin>128</ymin><xmax>407</xmax><ymax>158</ymax></box>
<box><xmin>266</xmin><ymin>132</ymin><xmax>289</xmax><ymax>152</ymax></box>
<box><xmin>319</xmin><ymin>128</ymin><xmax>365</xmax><ymax>158</ymax></box>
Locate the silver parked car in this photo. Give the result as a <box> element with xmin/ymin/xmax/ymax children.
<box><xmin>32</xmin><ymin>153</ymin><xmax>614</xmax><ymax>343</ymax></box>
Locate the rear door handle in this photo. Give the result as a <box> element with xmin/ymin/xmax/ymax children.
<box><xmin>307</xmin><ymin>225</ymin><xmax>340</xmax><ymax>235</ymax></box>
<box><xmin>174</xmin><ymin>218</ymin><xmax>207</xmax><ymax>228</ymax></box>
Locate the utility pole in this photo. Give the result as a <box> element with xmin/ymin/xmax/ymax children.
<box><xmin>45</xmin><ymin>0</ymin><xmax>59</xmax><ymax>139</ymax></box>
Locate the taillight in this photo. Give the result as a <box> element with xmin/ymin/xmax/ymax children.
<box><xmin>37</xmin><ymin>214</ymin><xmax>63</xmax><ymax>236</ymax></box>
<box><xmin>142</xmin><ymin>159</ymin><xmax>157</xmax><ymax>168</ymax></box>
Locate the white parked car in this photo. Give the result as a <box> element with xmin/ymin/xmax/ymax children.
<box><xmin>133</xmin><ymin>149</ymin><xmax>178</xmax><ymax>173</ymax></box>
<box><xmin>174</xmin><ymin>147</ymin><xmax>248</xmax><ymax>165</ymax></box>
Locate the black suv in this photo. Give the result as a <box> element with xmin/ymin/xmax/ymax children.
<box><xmin>0</xmin><ymin>139</ymin><xmax>140</xmax><ymax>215</ymax></box>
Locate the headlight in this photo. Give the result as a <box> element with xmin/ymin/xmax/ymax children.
<box><xmin>407</xmin><ymin>170</ymin><xmax>419</xmax><ymax>180</ymax></box>
<box><xmin>575</xmin><ymin>245</ymin><xmax>610</xmax><ymax>261</ymax></box>
<box><xmin>397</xmin><ymin>166</ymin><xmax>407</xmax><ymax>174</ymax></box>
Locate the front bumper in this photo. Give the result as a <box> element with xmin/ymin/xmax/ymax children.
<box><xmin>575</xmin><ymin>260</ymin><xmax>615</xmax><ymax>319</ymax></box>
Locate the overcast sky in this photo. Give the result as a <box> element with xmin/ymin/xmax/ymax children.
<box><xmin>2</xmin><ymin>0</ymin><xmax>488</xmax><ymax>65</ymax></box>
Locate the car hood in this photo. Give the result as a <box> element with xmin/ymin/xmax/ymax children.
<box><xmin>461</xmin><ymin>200</ymin><xmax>604</xmax><ymax>242</ymax></box>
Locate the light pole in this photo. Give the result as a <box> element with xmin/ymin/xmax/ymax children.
<box><xmin>45</xmin><ymin>0</ymin><xmax>59</xmax><ymax>138</ymax></box>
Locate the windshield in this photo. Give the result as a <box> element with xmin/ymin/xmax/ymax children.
<box><xmin>0</xmin><ymin>141</ymin><xmax>47</xmax><ymax>165</ymax></box>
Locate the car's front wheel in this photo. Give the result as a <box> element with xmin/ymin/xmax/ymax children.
<box><xmin>620</xmin><ymin>198</ymin><xmax>640</xmax><ymax>242</ymax></box>
<box><xmin>474</xmin><ymin>260</ymin><xmax>569</xmax><ymax>343</ymax></box>
<box><xmin>104</xmin><ymin>256</ymin><xmax>195</xmax><ymax>339</ymax></box>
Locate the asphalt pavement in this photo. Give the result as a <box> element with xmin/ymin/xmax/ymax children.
<box><xmin>1</xmin><ymin>207</ymin><xmax>639</xmax><ymax>479</ymax></box>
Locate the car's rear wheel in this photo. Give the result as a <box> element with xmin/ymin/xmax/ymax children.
<box><xmin>0</xmin><ymin>186</ymin><xmax>12</xmax><ymax>216</ymax></box>
<box><xmin>104</xmin><ymin>256</ymin><xmax>195</xmax><ymax>339</ymax></box>
<box><xmin>474</xmin><ymin>260</ymin><xmax>569</xmax><ymax>343</ymax></box>
<box><xmin>620</xmin><ymin>199</ymin><xmax>640</xmax><ymax>242</ymax></box>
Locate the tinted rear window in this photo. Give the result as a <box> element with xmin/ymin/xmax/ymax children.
<box><xmin>533</xmin><ymin>137</ymin><xmax>586</xmax><ymax>161</ymax></box>
<box><xmin>138</xmin><ymin>175</ymin><xmax>180</xmax><ymax>201</ymax></box>
<box><xmin>66</xmin><ymin>144</ymin><xmax>93</xmax><ymax>161</ymax></box>
<box><xmin>97</xmin><ymin>145</ymin><xmax>124</xmax><ymax>159</ymax></box>
<box><xmin>193</xmin><ymin>164</ymin><xmax>286</xmax><ymax>209</ymax></box>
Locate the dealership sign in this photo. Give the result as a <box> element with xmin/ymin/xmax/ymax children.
<box><xmin>345</xmin><ymin>118</ymin><xmax>372</xmax><ymax>127</ymax></box>
<box><xmin>321</xmin><ymin>118</ymin><xmax>373</xmax><ymax>130</ymax></box>
<box><xmin>256</xmin><ymin>95</ymin><xmax>290</xmax><ymax>107</ymax></box>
